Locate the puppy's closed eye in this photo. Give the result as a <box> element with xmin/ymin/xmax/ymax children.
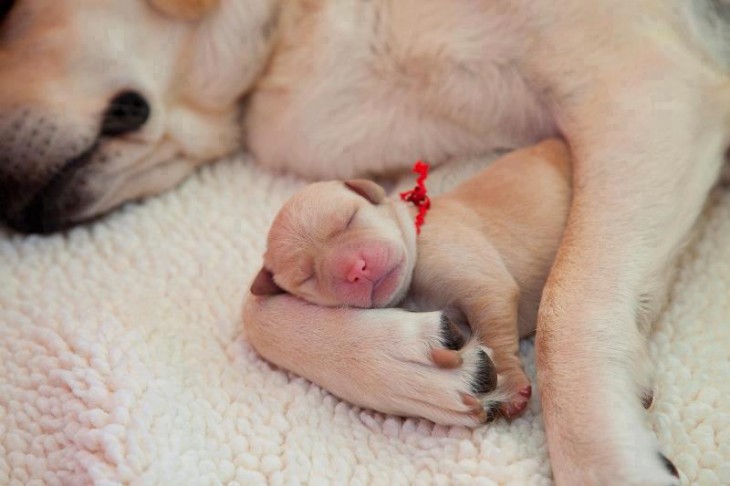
<box><xmin>345</xmin><ymin>209</ymin><xmax>359</xmax><ymax>228</ymax></box>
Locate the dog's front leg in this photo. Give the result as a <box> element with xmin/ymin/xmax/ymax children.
<box><xmin>243</xmin><ymin>293</ymin><xmax>499</xmax><ymax>426</ymax></box>
<box><xmin>536</xmin><ymin>50</ymin><xmax>729</xmax><ymax>484</ymax></box>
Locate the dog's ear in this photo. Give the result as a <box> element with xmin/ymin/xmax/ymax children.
<box><xmin>148</xmin><ymin>0</ymin><xmax>219</xmax><ymax>20</ymax></box>
<box><xmin>344</xmin><ymin>179</ymin><xmax>386</xmax><ymax>205</ymax></box>
<box><xmin>250</xmin><ymin>268</ymin><xmax>285</xmax><ymax>296</ymax></box>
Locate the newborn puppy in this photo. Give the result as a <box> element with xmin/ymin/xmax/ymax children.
<box><xmin>252</xmin><ymin>139</ymin><xmax>572</xmax><ymax>419</ymax></box>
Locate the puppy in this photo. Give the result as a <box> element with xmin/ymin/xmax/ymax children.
<box><xmin>251</xmin><ymin>139</ymin><xmax>572</xmax><ymax>420</ymax></box>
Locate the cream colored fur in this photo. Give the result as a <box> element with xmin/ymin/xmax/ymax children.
<box><xmin>2</xmin><ymin>0</ymin><xmax>730</xmax><ymax>483</ymax></box>
<box><xmin>254</xmin><ymin>140</ymin><xmax>573</xmax><ymax>421</ymax></box>
<box><xmin>243</xmin><ymin>2</ymin><xmax>730</xmax><ymax>484</ymax></box>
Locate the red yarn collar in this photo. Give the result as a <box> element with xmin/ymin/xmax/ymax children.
<box><xmin>399</xmin><ymin>161</ymin><xmax>430</xmax><ymax>235</ymax></box>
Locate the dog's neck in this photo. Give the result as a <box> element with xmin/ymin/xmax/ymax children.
<box><xmin>181</xmin><ymin>0</ymin><xmax>281</xmax><ymax>110</ymax></box>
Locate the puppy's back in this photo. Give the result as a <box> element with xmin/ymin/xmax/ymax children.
<box><xmin>443</xmin><ymin>138</ymin><xmax>571</xmax><ymax>215</ymax></box>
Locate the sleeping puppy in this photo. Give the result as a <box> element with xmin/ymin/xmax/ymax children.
<box><xmin>250</xmin><ymin>139</ymin><xmax>572</xmax><ymax>420</ymax></box>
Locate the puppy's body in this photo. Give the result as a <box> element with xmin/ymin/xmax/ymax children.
<box><xmin>411</xmin><ymin>141</ymin><xmax>570</xmax><ymax>335</ymax></box>
<box><xmin>399</xmin><ymin>140</ymin><xmax>571</xmax><ymax>418</ymax></box>
<box><xmin>257</xmin><ymin>139</ymin><xmax>571</xmax><ymax>418</ymax></box>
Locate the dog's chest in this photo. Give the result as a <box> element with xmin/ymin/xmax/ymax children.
<box><xmin>245</xmin><ymin>0</ymin><xmax>556</xmax><ymax>178</ymax></box>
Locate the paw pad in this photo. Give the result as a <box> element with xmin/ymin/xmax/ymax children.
<box><xmin>439</xmin><ymin>312</ymin><xmax>468</xmax><ymax>350</ymax></box>
<box><xmin>470</xmin><ymin>349</ymin><xmax>498</xmax><ymax>394</ymax></box>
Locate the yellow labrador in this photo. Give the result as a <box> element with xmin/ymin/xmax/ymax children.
<box><xmin>2</xmin><ymin>0</ymin><xmax>728</xmax><ymax>483</ymax></box>
<box><xmin>252</xmin><ymin>139</ymin><xmax>572</xmax><ymax>422</ymax></box>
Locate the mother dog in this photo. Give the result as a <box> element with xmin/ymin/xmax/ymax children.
<box><xmin>1</xmin><ymin>0</ymin><xmax>728</xmax><ymax>484</ymax></box>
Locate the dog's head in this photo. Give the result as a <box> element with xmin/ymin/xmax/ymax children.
<box><xmin>252</xmin><ymin>179</ymin><xmax>418</xmax><ymax>309</ymax></box>
<box><xmin>0</xmin><ymin>0</ymin><xmax>276</xmax><ymax>233</ymax></box>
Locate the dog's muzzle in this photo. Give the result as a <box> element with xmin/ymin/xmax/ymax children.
<box><xmin>0</xmin><ymin>92</ymin><xmax>151</xmax><ymax>233</ymax></box>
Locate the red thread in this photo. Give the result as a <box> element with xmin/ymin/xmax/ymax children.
<box><xmin>400</xmin><ymin>161</ymin><xmax>431</xmax><ymax>234</ymax></box>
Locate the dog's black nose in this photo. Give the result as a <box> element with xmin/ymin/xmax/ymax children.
<box><xmin>100</xmin><ymin>91</ymin><xmax>150</xmax><ymax>136</ymax></box>
<box><xmin>1</xmin><ymin>0</ymin><xmax>16</xmax><ymax>22</ymax></box>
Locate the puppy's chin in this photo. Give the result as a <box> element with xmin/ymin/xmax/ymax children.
<box><xmin>370</xmin><ymin>261</ymin><xmax>411</xmax><ymax>308</ymax></box>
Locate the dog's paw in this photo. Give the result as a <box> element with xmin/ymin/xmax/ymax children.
<box><xmin>435</xmin><ymin>311</ymin><xmax>533</xmax><ymax>421</ymax></box>
<box><xmin>598</xmin><ymin>449</ymin><xmax>681</xmax><ymax>486</ymax></box>
<box><xmin>545</xmin><ymin>398</ymin><xmax>681</xmax><ymax>486</ymax></box>
<box><xmin>367</xmin><ymin>310</ymin><xmax>502</xmax><ymax>426</ymax></box>
<box><xmin>245</xmin><ymin>296</ymin><xmax>507</xmax><ymax>427</ymax></box>
<box><xmin>629</xmin><ymin>448</ymin><xmax>681</xmax><ymax>485</ymax></box>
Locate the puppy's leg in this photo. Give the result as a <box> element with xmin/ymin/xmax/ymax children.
<box><xmin>451</xmin><ymin>258</ymin><xmax>532</xmax><ymax>419</ymax></box>
<box><xmin>416</xmin><ymin>230</ymin><xmax>532</xmax><ymax>420</ymax></box>
<box><xmin>243</xmin><ymin>294</ymin><xmax>499</xmax><ymax>426</ymax></box>
<box><xmin>536</xmin><ymin>48</ymin><xmax>729</xmax><ymax>484</ymax></box>
<box><xmin>461</xmin><ymin>292</ymin><xmax>533</xmax><ymax>420</ymax></box>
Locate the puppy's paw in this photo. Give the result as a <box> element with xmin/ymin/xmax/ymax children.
<box><xmin>496</xmin><ymin>371</ymin><xmax>532</xmax><ymax>420</ymax></box>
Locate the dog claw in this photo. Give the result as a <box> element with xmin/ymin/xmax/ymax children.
<box><xmin>642</xmin><ymin>391</ymin><xmax>654</xmax><ymax>410</ymax></box>
<box><xmin>472</xmin><ymin>408</ymin><xmax>488</xmax><ymax>423</ymax></box>
<box><xmin>431</xmin><ymin>348</ymin><xmax>462</xmax><ymax>368</ymax></box>
<box><xmin>461</xmin><ymin>393</ymin><xmax>480</xmax><ymax>408</ymax></box>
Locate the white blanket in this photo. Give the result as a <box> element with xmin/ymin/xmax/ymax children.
<box><xmin>1</xmin><ymin>153</ymin><xmax>728</xmax><ymax>485</ymax></box>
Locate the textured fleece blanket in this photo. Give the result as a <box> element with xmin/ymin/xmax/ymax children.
<box><xmin>1</xmin><ymin>152</ymin><xmax>728</xmax><ymax>485</ymax></box>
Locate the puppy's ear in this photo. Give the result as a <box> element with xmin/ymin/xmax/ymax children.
<box><xmin>344</xmin><ymin>179</ymin><xmax>386</xmax><ymax>205</ymax></box>
<box><xmin>148</xmin><ymin>0</ymin><xmax>219</xmax><ymax>20</ymax></box>
<box><xmin>250</xmin><ymin>268</ymin><xmax>285</xmax><ymax>296</ymax></box>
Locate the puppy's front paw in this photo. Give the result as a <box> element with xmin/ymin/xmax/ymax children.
<box><xmin>497</xmin><ymin>372</ymin><xmax>532</xmax><ymax>420</ymax></box>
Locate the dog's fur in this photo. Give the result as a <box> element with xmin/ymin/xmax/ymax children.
<box><xmin>251</xmin><ymin>139</ymin><xmax>573</xmax><ymax>421</ymax></box>
<box><xmin>3</xmin><ymin>0</ymin><xmax>730</xmax><ymax>483</ymax></box>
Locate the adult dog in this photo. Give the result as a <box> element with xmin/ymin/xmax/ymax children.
<box><xmin>2</xmin><ymin>0</ymin><xmax>728</xmax><ymax>484</ymax></box>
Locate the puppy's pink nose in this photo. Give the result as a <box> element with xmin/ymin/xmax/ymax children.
<box><xmin>346</xmin><ymin>258</ymin><xmax>370</xmax><ymax>283</ymax></box>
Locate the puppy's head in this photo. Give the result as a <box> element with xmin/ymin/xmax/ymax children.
<box><xmin>252</xmin><ymin>179</ymin><xmax>418</xmax><ymax>309</ymax></box>
<box><xmin>0</xmin><ymin>0</ymin><xmax>275</xmax><ymax>233</ymax></box>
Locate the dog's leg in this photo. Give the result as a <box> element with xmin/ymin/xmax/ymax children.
<box><xmin>243</xmin><ymin>294</ymin><xmax>499</xmax><ymax>426</ymax></box>
<box><xmin>536</xmin><ymin>47</ymin><xmax>729</xmax><ymax>484</ymax></box>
